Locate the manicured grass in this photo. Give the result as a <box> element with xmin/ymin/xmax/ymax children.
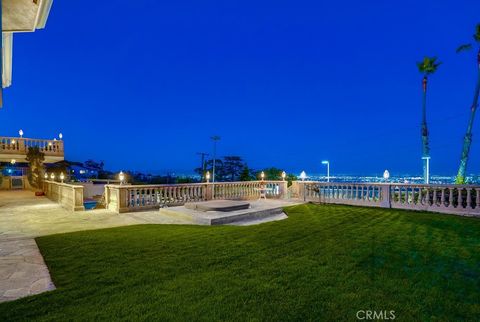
<box><xmin>1</xmin><ymin>204</ymin><xmax>480</xmax><ymax>321</ymax></box>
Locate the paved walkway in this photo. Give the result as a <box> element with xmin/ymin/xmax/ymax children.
<box><xmin>0</xmin><ymin>190</ymin><xmax>195</xmax><ymax>303</ymax></box>
<box><xmin>0</xmin><ymin>190</ymin><xmax>300</xmax><ymax>302</ymax></box>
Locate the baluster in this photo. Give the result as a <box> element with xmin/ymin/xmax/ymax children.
<box><xmin>448</xmin><ymin>188</ymin><xmax>454</xmax><ymax>208</ymax></box>
<box><xmin>458</xmin><ymin>188</ymin><xmax>463</xmax><ymax>209</ymax></box>
<box><xmin>476</xmin><ymin>188</ymin><xmax>480</xmax><ymax>210</ymax></box>
<box><xmin>440</xmin><ymin>188</ymin><xmax>445</xmax><ymax>207</ymax></box>
<box><xmin>466</xmin><ymin>188</ymin><xmax>472</xmax><ymax>209</ymax></box>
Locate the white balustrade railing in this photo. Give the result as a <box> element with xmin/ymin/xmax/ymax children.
<box><xmin>0</xmin><ymin>136</ymin><xmax>64</xmax><ymax>156</ymax></box>
<box><xmin>298</xmin><ymin>182</ymin><xmax>480</xmax><ymax>216</ymax></box>
<box><xmin>390</xmin><ymin>184</ymin><xmax>479</xmax><ymax>215</ymax></box>
<box><xmin>105</xmin><ymin>181</ymin><xmax>288</xmax><ymax>213</ymax></box>
<box><xmin>127</xmin><ymin>184</ymin><xmax>206</xmax><ymax>210</ymax></box>
<box><xmin>213</xmin><ymin>181</ymin><xmax>284</xmax><ymax>200</ymax></box>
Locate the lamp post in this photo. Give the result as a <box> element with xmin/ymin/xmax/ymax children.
<box><xmin>260</xmin><ymin>171</ymin><xmax>265</xmax><ymax>181</ymax></box>
<box><xmin>44</xmin><ymin>173</ymin><xmax>48</xmax><ymax>180</ymax></box>
<box><xmin>211</xmin><ymin>136</ymin><xmax>220</xmax><ymax>183</ymax></box>
<box><xmin>50</xmin><ymin>173</ymin><xmax>55</xmax><ymax>181</ymax></box>
<box><xmin>60</xmin><ymin>173</ymin><xmax>65</xmax><ymax>183</ymax></box>
<box><xmin>211</xmin><ymin>136</ymin><xmax>220</xmax><ymax>196</ymax></box>
<box><xmin>281</xmin><ymin>171</ymin><xmax>286</xmax><ymax>181</ymax></box>
<box><xmin>421</xmin><ymin>156</ymin><xmax>431</xmax><ymax>184</ymax></box>
<box><xmin>205</xmin><ymin>171</ymin><xmax>210</xmax><ymax>183</ymax></box>
<box><xmin>300</xmin><ymin>171</ymin><xmax>307</xmax><ymax>201</ymax></box>
<box><xmin>59</xmin><ymin>133</ymin><xmax>63</xmax><ymax>140</ymax></box>
<box><xmin>19</xmin><ymin>129</ymin><xmax>23</xmax><ymax>138</ymax></box>
<box><xmin>321</xmin><ymin>160</ymin><xmax>330</xmax><ymax>182</ymax></box>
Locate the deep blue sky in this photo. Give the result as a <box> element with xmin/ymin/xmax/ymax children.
<box><xmin>2</xmin><ymin>0</ymin><xmax>480</xmax><ymax>176</ymax></box>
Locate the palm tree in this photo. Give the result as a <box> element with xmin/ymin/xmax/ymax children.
<box><xmin>455</xmin><ymin>23</ymin><xmax>480</xmax><ymax>184</ymax></box>
<box><xmin>26</xmin><ymin>146</ymin><xmax>45</xmax><ymax>190</ymax></box>
<box><xmin>417</xmin><ymin>56</ymin><xmax>441</xmax><ymax>183</ymax></box>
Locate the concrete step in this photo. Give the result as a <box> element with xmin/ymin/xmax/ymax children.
<box><xmin>159</xmin><ymin>205</ymin><xmax>286</xmax><ymax>225</ymax></box>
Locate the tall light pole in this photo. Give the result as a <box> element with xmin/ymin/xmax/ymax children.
<box><xmin>197</xmin><ymin>152</ymin><xmax>209</xmax><ymax>181</ymax></box>
<box><xmin>211</xmin><ymin>135</ymin><xmax>221</xmax><ymax>184</ymax></box>
<box><xmin>422</xmin><ymin>156</ymin><xmax>431</xmax><ymax>184</ymax></box>
<box><xmin>322</xmin><ymin>160</ymin><xmax>330</xmax><ymax>182</ymax></box>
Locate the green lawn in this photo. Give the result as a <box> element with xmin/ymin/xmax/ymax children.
<box><xmin>1</xmin><ymin>204</ymin><xmax>480</xmax><ymax>321</ymax></box>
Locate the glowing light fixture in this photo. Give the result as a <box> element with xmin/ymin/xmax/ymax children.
<box><xmin>60</xmin><ymin>173</ymin><xmax>65</xmax><ymax>183</ymax></box>
<box><xmin>281</xmin><ymin>171</ymin><xmax>286</xmax><ymax>181</ymax></box>
<box><xmin>19</xmin><ymin>129</ymin><xmax>23</xmax><ymax>137</ymax></box>
<box><xmin>50</xmin><ymin>173</ymin><xmax>55</xmax><ymax>180</ymax></box>
<box><xmin>261</xmin><ymin>171</ymin><xmax>265</xmax><ymax>181</ymax></box>
<box><xmin>44</xmin><ymin>173</ymin><xmax>48</xmax><ymax>179</ymax></box>
<box><xmin>205</xmin><ymin>171</ymin><xmax>211</xmax><ymax>183</ymax></box>
<box><xmin>10</xmin><ymin>159</ymin><xmax>16</xmax><ymax>165</ymax></box>
<box><xmin>383</xmin><ymin>170</ymin><xmax>390</xmax><ymax>181</ymax></box>
<box><xmin>59</xmin><ymin>133</ymin><xmax>63</xmax><ymax>139</ymax></box>
<box><xmin>119</xmin><ymin>171</ymin><xmax>125</xmax><ymax>184</ymax></box>
<box><xmin>300</xmin><ymin>171</ymin><xmax>307</xmax><ymax>181</ymax></box>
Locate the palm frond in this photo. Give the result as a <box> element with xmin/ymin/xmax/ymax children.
<box><xmin>456</xmin><ymin>43</ymin><xmax>473</xmax><ymax>53</ymax></box>
<box><xmin>417</xmin><ymin>56</ymin><xmax>441</xmax><ymax>74</ymax></box>
<box><xmin>474</xmin><ymin>23</ymin><xmax>480</xmax><ymax>42</ymax></box>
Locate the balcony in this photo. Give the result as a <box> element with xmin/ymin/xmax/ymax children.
<box><xmin>0</xmin><ymin>136</ymin><xmax>64</xmax><ymax>163</ymax></box>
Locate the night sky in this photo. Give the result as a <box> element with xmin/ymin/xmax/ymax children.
<box><xmin>2</xmin><ymin>0</ymin><xmax>479</xmax><ymax>176</ymax></box>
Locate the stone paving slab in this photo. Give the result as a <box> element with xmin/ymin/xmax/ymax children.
<box><xmin>0</xmin><ymin>237</ymin><xmax>55</xmax><ymax>302</ymax></box>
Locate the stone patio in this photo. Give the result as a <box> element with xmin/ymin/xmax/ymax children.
<box><xmin>0</xmin><ymin>190</ymin><xmax>192</xmax><ymax>303</ymax></box>
<box><xmin>0</xmin><ymin>190</ymin><xmax>300</xmax><ymax>302</ymax></box>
